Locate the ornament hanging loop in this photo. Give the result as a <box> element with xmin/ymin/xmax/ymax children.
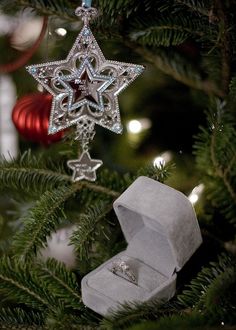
<box><xmin>75</xmin><ymin>6</ymin><xmax>98</xmax><ymax>25</ymax></box>
<box><xmin>82</xmin><ymin>0</ymin><xmax>92</xmax><ymax>8</ymax></box>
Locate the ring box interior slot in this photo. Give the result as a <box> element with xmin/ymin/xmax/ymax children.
<box><xmin>81</xmin><ymin>176</ymin><xmax>202</xmax><ymax>316</ymax></box>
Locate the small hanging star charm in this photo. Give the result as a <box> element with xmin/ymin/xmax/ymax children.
<box><xmin>26</xmin><ymin>2</ymin><xmax>144</xmax><ymax>182</ymax></box>
<box><xmin>67</xmin><ymin>151</ymin><xmax>103</xmax><ymax>182</ymax></box>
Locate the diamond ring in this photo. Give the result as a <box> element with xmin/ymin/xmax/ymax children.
<box><xmin>110</xmin><ymin>259</ymin><xmax>137</xmax><ymax>285</ymax></box>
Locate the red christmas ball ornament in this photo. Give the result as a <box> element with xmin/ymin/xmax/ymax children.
<box><xmin>12</xmin><ymin>93</ymin><xmax>64</xmax><ymax>145</ymax></box>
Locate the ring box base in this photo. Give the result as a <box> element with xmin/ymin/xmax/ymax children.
<box><xmin>82</xmin><ymin>177</ymin><xmax>202</xmax><ymax>316</ymax></box>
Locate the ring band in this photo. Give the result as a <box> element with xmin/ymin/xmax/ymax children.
<box><xmin>110</xmin><ymin>259</ymin><xmax>137</xmax><ymax>285</ymax></box>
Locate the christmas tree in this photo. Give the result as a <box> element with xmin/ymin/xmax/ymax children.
<box><xmin>0</xmin><ymin>0</ymin><xmax>236</xmax><ymax>329</ymax></box>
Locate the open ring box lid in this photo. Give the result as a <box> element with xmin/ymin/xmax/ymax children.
<box><xmin>81</xmin><ymin>177</ymin><xmax>202</xmax><ymax>316</ymax></box>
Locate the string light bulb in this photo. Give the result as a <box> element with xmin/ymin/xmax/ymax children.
<box><xmin>153</xmin><ymin>156</ymin><xmax>165</xmax><ymax>168</ymax></box>
<box><xmin>188</xmin><ymin>184</ymin><xmax>204</xmax><ymax>205</ymax></box>
<box><xmin>153</xmin><ymin>151</ymin><xmax>172</xmax><ymax>169</ymax></box>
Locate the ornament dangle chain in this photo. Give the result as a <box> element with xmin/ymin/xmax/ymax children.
<box><xmin>75</xmin><ymin>118</ymin><xmax>95</xmax><ymax>152</ymax></box>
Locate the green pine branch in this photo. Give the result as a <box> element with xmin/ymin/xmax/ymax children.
<box><xmin>101</xmin><ymin>300</ymin><xmax>179</xmax><ymax>330</ymax></box>
<box><xmin>79</xmin><ymin>179</ymin><xmax>120</xmax><ymax>199</ymax></box>
<box><xmin>11</xmin><ymin>185</ymin><xmax>77</xmax><ymax>259</ymax></box>
<box><xmin>129</xmin><ymin>15</ymin><xmax>212</xmax><ymax>47</ymax></box>
<box><xmin>126</xmin><ymin>313</ymin><xmax>236</xmax><ymax>330</ymax></box>
<box><xmin>0</xmin><ymin>307</ymin><xmax>43</xmax><ymax>327</ymax></box>
<box><xmin>97</xmin><ymin>0</ymin><xmax>143</xmax><ymax>22</ymax></box>
<box><xmin>136</xmin><ymin>163</ymin><xmax>175</xmax><ymax>183</ymax></box>
<box><xmin>0</xmin><ymin>150</ymin><xmax>70</xmax><ymax>196</ymax></box>
<box><xmin>127</xmin><ymin>44</ymin><xmax>223</xmax><ymax>96</ymax></box>
<box><xmin>177</xmin><ymin>253</ymin><xmax>234</xmax><ymax>309</ymax></box>
<box><xmin>0</xmin><ymin>150</ymin><xmax>124</xmax><ymax>199</ymax></box>
<box><xmin>213</xmin><ymin>0</ymin><xmax>231</xmax><ymax>94</ymax></box>
<box><xmin>0</xmin><ymin>257</ymin><xmax>51</xmax><ymax>310</ymax></box>
<box><xmin>0</xmin><ymin>257</ymin><xmax>93</xmax><ymax>328</ymax></box>
<box><xmin>70</xmin><ymin>201</ymin><xmax>113</xmax><ymax>260</ymax></box>
<box><xmin>45</xmin><ymin>303</ymin><xmax>100</xmax><ymax>329</ymax></box>
<box><xmin>227</xmin><ymin>77</ymin><xmax>236</xmax><ymax>113</ymax></box>
<box><xmin>34</xmin><ymin>259</ymin><xmax>82</xmax><ymax>310</ymax></box>
<box><xmin>96</xmin><ymin>169</ymin><xmax>132</xmax><ymax>195</ymax></box>
<box><xmin>201</xmin><ymin>264</ymin><xmax>236</xmax><ymax>323</ymax></box>
<box><xmin>175</xmin><ymin>0</ymin><xmax>211</xmax><ymax>16</ymax></box>
<box><xmin>0</xmin><ymin>325</ymin><xmax>43</xmax><ymax>330</ymax></box>
<box><xmin>201</xmin><ymin>51</ymin><xmax>223</xmax><ymax>89</ymax></box>
<box><xmin>194</xmin><ymin>98</ymin><xmax>236</xmax><ymax>224</ymax></box>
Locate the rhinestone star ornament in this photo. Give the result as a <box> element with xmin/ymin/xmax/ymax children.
<box><xmin>26</xmin><ymin>0</ymin><xmax>144</xmax><ymax>182</ymax></box>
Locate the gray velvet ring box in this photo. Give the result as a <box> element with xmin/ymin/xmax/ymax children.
<box><xmin>81</xmin><ymin>176</ymin><xmax>202</xmax><ymax>316</ymax></box>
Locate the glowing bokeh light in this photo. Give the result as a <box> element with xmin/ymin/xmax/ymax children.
<box><xmin>55</xmin><ymin>27</ymin><xmax>67</xmax><ymax>36</ymax></box>
<box><xmin>188</xmin><ymin>183</ymin><xmax>204</xmax><ymax>205</ymax></box>
<box><xmin>153</xmin><ymin>151</ymin><xmax>172</xmax><ymax>168</ymax></box>
<box><xmin>189</xmin><ymin>194</ymin><xmax>199</xmax><ymax>204</ymax></box>
<box><xmin>153</xmin><ymin>156</ymin><xmax>165</xmax><ymax>168</ymax></box>
<box><xmin>127</xmin><ymin>118</ymin><xmax>151</xmax><ymax>134</ymax></box>
<box><xmin>127</xmin><ymin>119</ymin><xmax>142</xmax><ymax>134</ymax></box>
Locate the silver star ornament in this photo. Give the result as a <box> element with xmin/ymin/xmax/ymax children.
<box><xmin>26</xmin><ymin>4</ymin><xmax>144</xmax><ymax>182</ymax></box>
